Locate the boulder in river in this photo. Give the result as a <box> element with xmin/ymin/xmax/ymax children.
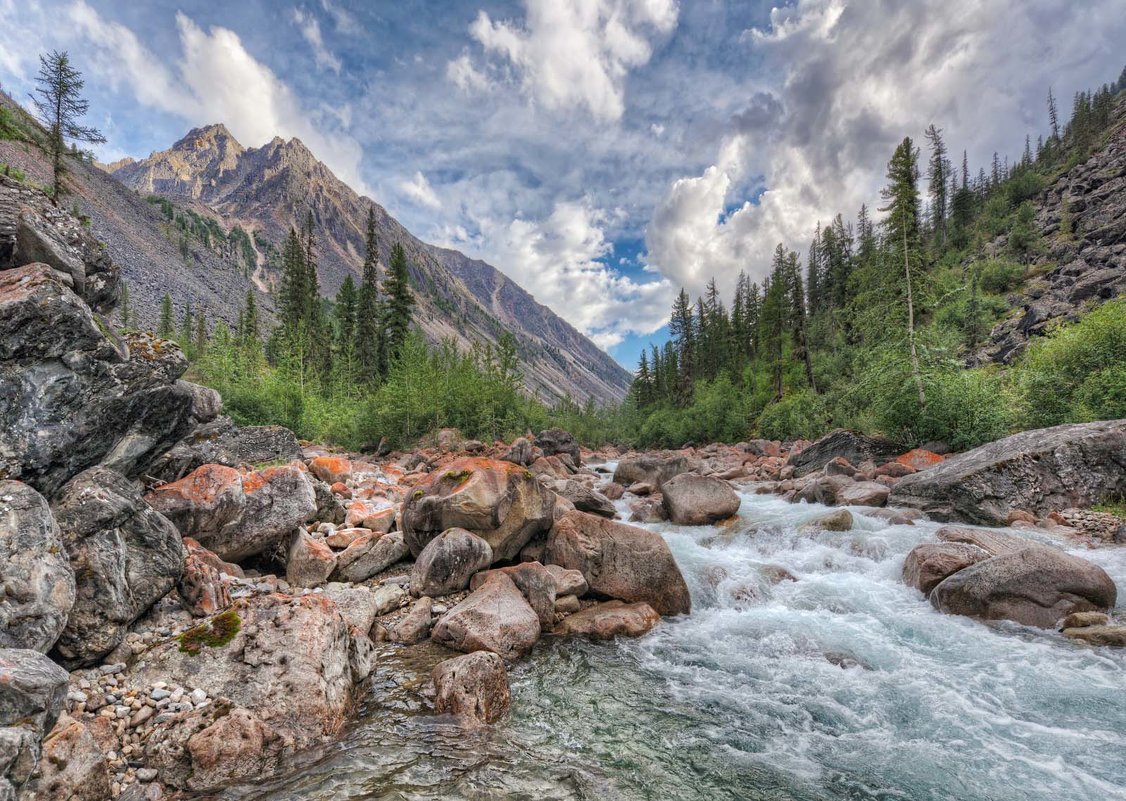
<box><xmin>431</xmin><ymin>651</ymin><xmax>511</xmax><ymax>725</ymax></box>
<box><xmin>401</xmin><ymin>458</ymin><xmax>554</xmax><ymax>562</ymax></box>
<box><xmin>431</xmin><ymin>573</ymin><xmax>541</xmax><ymax>660</ymax></box>
<box><xmin>145</xmin><ymin>463</ymin><xmax>316</xmax><ymax>562</ymax></box>
<box><xmin>661</xmin><ymin>473</ymin><xmax>740</xmax><ymax>525</ymax></box>
<box><xmin>546</xmin><ymin>478</ymin><xmax>617</xmax><ymax>518</ymax></box>
<box><xmin>50</xmin><ymin>466</ymin><xmax>185</xmax><ymax>667</ymax></box>
<box><xmin>786</xmin><ymin>429</ymin><xmax>907</xmax><ymax>478</ymax></box>
<box><xmin>546</xmin><ymin>510</ymin><xmax>691</xmax><ymax>616</ymax></box>
<box><xmin>469</xmin><ymin>561</ymin><xmax>557</xmax><ymax>627</ymax></box>
<box><xmin>929</xmin><ymin>544</ymin><xmax>1117</xmax><ymax>628</ymax></box>
<box><xmin>557</xmin><ymin>600</ymin><xmax>660</xmax><ymax>640</ymax></box>
<box><xmin>888</xmin><ymin>420</ymin><xmax>1126</xmax><ymax>525</ymax></box>
<box><xmin>612</xmin><ymin>454</ymin><xmax>692</xmax><ymax>490</ymax></box>
<box><xmin>0</xmin><ymin>481</ymin><xmax>75</xmax><ymax>652</ymax></box>
<box><xmin>0</xmin><ymin>264</ymin><xmax>195</xmax><ymax>498</ymax></box>
<box><xmin>902</xmin><ymin>542</ymin><xmax>992</xmax><ymax>595</ymax></box>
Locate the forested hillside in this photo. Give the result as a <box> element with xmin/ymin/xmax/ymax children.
<box><xmin>626</xmin><ymin>69</ymin><xmax>1126</xmax><ymax>450</ymax></box>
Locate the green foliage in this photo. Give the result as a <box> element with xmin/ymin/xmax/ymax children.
<box><xmin>1016</xmin><ymin>300</ymin><xmax>1126</xmax><ymax>428</ymax></box>
<box><xmin>177</xmin><ymin>609</ymin><xmax>241</xmax><ymax>655</ymax></box>
<box><xmin>0</xmin><ymin>162</ymin><xmax>25</xmax><ymax>183</ymax></box>
<box><xmin>758</xmin><ymin>390</ymin><xmax>829</xmax><ymax>441</ymax></box>
<box><xmin>977</xmin><ymin>259</ymin><xmax>1025</xmax><ymax>293</ymax></box>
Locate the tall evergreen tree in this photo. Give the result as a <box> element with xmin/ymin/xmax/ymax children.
<box><xmin>356</xmin><ymin>207</ymin><xmax>384</xmax><ymax>382</ymax></box>
<box><xmin>382</xmin><ymin>242</ymin><xmax>415</xmax><ymax>367</ymax></box>
<box><xmin>924</xmin><ymin>124</ymin><xmax>948</xmax><ymax>246</ymax></box>
<box><xmin>31</xmin><ymin>51</ymin><xmax>105</xmax><ymax>204</ymax></box>
<box><xmin>158</xmin><ymin>293</ymin><xmax>174</xmax><ymax>339</ymax></box>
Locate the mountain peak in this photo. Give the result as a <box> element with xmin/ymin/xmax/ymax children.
<box><xmin>171</xmin><ymin>123</ymin><xmax>244</xmax><ymax>155</ymax></box>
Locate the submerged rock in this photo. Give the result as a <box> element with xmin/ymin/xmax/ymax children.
<box><xmin>0</xmin><ymin>481</ymin><xmax>75</xmax><ymax>652</ymax></box>
<box><xmin>431</xmin><ymin>651</ymin><xmax>510</xmax><ymax>725</ymax></box>
<box><xmin>888</xmin><ymin>420</ymin><xmax>1126</xmax><ymax>525</ymax></box>
<box><xmin>546</xmin><ymin>511</ymin><xmax>691</xmax><ymax>616</ymax></box>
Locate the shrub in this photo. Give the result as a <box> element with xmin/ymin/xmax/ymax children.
<box><xmin>1016</xmin><ymin>300</ymin><xmax>1126</xmax><ymax>428</ymax></box>
<box><xmin>757</xmin><ymin>390</ymin><xmax>830</xmax><ymax>441</ymax></box>
<box><xmin>977</xmin><ymin>259</ymin><xmax>1025</xmax><ymax>294</ymax></box>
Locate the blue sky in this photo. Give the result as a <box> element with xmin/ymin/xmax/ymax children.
<box><xmin>1</xmin><ymin>1</ymin><xmax>1124</xmax><ymax>370</ymax></box>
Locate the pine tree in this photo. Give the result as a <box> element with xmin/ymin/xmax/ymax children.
<box><xmin>879</xmin><ymin>136</ymin><xmax>926</xmax><ymax>408</ymax></box>
<box><xmin>278</xmin><ymin>228</ymin><xmax>307</xmax><ymax>325</ymax></box>
<box><xmin>382</xmin><ymin>242</ymin><xmax>415</xmax><ymax>367</ymax></box>
<box><xmin>668</xmin><ymin>288</ymin><xmax>695</xmax><ymax>399</ymax></box>
<box><xmin>238</xmin><ymin>290</ymin><xmax>260</xmax><ymax>349</ymax></box>
<box><xmin>786</xmin><ymin>250</ymin><xmax>817</xmax><ymax>393</ymax></box>
<box><xmin>179</xmin><ymin>299</ymin><xmax>193</xmax><ymax>346</ymax></box>
<box><xmin>1047</xmin><ymin>87</ymin><xmax>1060</xmax><ymax>142</ymax></box>
<box><xmin>31</xmin><ymin>51</ymin><xmax>105</xmax><ymax>204</ymax></box>
<box><xmin>924</xmin><ymin>124</ymin><xmax>948</xmax><ymax>246</ymax></box>
<box><xmin>356</xmin><ymin>207</ymin><xmax>383</xmax><ymax>383</ymax></box>
<box><xmin>158</xmin><ymin>293</ymin><xmax>174</xmax><ymax>339</ymax></box>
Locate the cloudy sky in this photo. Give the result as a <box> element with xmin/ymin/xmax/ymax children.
<box><xmin>1</xmin><ymin>1</ymin><xmax>1123</xmax><ymax>367</ymax></box>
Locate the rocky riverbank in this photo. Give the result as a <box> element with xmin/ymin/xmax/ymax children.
<box><xmin>2</xmin><ymin>202</ymin><xmax>1125</xmax><ymax>799</ymax></box>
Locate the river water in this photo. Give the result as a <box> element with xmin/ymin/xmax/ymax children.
<box><xmin>220</xmin><ymin>488</ymin><xmax>1126</xmax><ymax>801</ymax></box>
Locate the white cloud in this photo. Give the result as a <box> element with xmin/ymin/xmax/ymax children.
<box><xmin>451</xmin><ymin>0</ymin><xmax>679</xmax><ymax>122</ymax></box>
<box><xmin>292</xmin><ymin>7</ymin><xmax>342</xmax><ymax>74</ymax></box>
<box><xmin>320</xmin><ymin>0</ymin><xmax>361</xmax><ymax>36</ymax></box>
<box><xmin>445</xmin><ymin>200</ymin><xmax>673</xmax><ymax>349</ymax></box>
<box><xmin>644</xmin><ymin>0</ymin><xmax>1126</xmax><ymax>297</ymax></box>
<box><xmin>399</xmin><ymin>170</ymin><xmax>442</xmax><ymax>210</ymax></box>
<box><xmin>62</xmin><ymin>1</ymin><xmax>370</xmax><ymax>196</ymax></box>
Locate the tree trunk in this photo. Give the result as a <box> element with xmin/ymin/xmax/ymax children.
<box><xmin>903</xmin><ymin>220</ymin><xmax>927</xmax><ymax>408</ymax></box>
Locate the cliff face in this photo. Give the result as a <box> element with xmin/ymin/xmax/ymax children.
<box><xmin>110</xmin><ymin>124</ymin><xmax>632</xmax><ymax>404</ymax></box>
<box><xmin>975</xmin><ymin>97</ymin><xmax>1126</xmax><ymax>364</ymax></box>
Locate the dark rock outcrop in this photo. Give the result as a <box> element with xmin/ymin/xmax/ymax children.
<box><xmin>50</xmin><ymin>467</ymin><xmax>185</xmax><ymax>667</ymax></box>
<box><xmin>0</xmin><ymin>648</ymin><xmax>70</xmax><ymax>798</ymax></box>
<box><xmin>147</xmin><ymin>417</ymin><xmax>302</xmax><ymax>483</ymax></box>
<box><xmin>888</xmin><ymin>420</ymin><xmax>1126</xmax><ymax>524</ymax></box>
<box><xmin>0</xmin><ymin>481</ymin><xmax>75</xmax><ymax>652</ymax></box>
<box><xmin>534</xmin><ymin>428</ymin><xmax>581</xmax><ymax>466</ymax></box>
<box><xmin>786</xmin><ymin>430</ymin><xmax>906</xmax><ymax>478</ymax></box>
<box><xmin>0</xmin><ymin>264</ymin><xmax>194</xmax><ymax>497</ymax></box>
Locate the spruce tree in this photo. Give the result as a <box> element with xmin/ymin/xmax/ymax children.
<box><xmin>179</xmin><ymin>299</ymin><xmax>194</xmax><ymax>347</ymax></box>
<box><xmin>278</xmin><ymin>228</ymin><xmax>307</xmax><ymax>325</ymax></box>
<box><xmin>31</xmin><ymin>51</ymin><xmax>105</xmax><ymax>204</ymax></box>
<box><xmin>356</xmin><ymin>207</ymin><xmax>383</xmax><ymax>383</ymax></box>
<box><xmin>924</xmin><ymin>124</ymin><xmax>948</xmax><ymax>246</ymax></box>
<box><xmin>382</xmin><ymin>242</ymin><xmax>415</xmax><ymax>367</ymax></box>
<box><xmin>118</xmin><ymin>281</ymin><xmax>131</xmax><ymax>330</ymax></box>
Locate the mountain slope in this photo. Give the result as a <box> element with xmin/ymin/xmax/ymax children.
<box><xmin>110</xmin><ymin>124</ymin><xmax>631</xmax><ymax>404</ymax></box>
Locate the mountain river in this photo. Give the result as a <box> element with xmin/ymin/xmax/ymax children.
<box><xmin>212</xmin><ymin>481</ymin><xmax>1126</xmax><ymax>801</ymax></box>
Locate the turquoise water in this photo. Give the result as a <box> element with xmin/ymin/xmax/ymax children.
<box><xmin>220</xmin><ymin>491</ymin><xmax>1126</xmax><ymax>801</ymax></box>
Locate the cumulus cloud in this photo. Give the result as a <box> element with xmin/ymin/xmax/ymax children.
<box><xmin>400</xmin><ymin>171</ymin><xmax>442</xmax><ymax>209</ymax></box>
<box><xmin>62</xmin><ymin>1</ymin><xmax>369</xmax><ymax>195</ymax></box>
<box><xmin>450</xmin><ymin>0</ymin><xmax>679</xmax><ymax>121</ymax></box>
<box><xmin>292</xmin><ymin>7</ymin><xmax>342</xmax><ymax>74</ymax></box>
<box><xmin>645</xmin><ymin>0</ymin><xmax>1126</xmax><ymax>296</ymax></box>
<box><xmin>443</xmin><ymin>200</ymin><xmax>673</xmax><ymax>348</ymax></box>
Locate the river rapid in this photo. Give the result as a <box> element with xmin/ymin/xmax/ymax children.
<box><xmin>218</xmin><ymin>485</ymin><xmax>1126</xmax><ymax>801</ymax></box>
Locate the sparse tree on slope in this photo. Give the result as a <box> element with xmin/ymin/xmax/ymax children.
<box><xmin>31</xmin><ymin>50</ymin><xmax>105</xmax><ymax>205</ymax></box>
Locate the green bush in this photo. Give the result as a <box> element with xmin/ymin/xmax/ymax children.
<box><xmin>977</xmin><ymin>259</ymin><xmax>1025</xmax><ymax>293</ymax></box>
<box><xmin>1016</xmin><ymin>300</ymin><xmax>1126</xmax><ymax>428</ymax></box>
<box><xmin>757</xmin><ymin>390</ymin><xmax>829</xmax><ymax>441</ymax></box>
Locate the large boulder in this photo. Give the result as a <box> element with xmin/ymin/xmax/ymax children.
<box><xmin>546</xmin><ymin>511</ymin><xmax>691</xmax><ymax>616</ymax></box>
<box><xmin>556</xmin><ymin>600</ymin><xmax>660</xmax><ymax>640</ymax></box>
<box><xmin>127</xmin><ymin>594</ymin><xmax>371</xmax><ymax>789</ymax></box>
<box><xmin>500</xmin><ymin>437</ymin><xmax>534</xmax><ymax>467</ymax></box>
<box><xmin>929</xmin><ymin>544</ymin><xmax>1117</xmax><ymax>628</ymax></box>
<box><xmin>661</xmin><ymin>473</ymin><xmax>740</xmax><ymax>525</ymax></box>
<box><xmin>612</xmin><ymin>455</ymin><xmax>692</xmax><ymax>490</ymax></box>
<box><xmin>902</xmin><ymin>542</ymin><xmax>992</xmax><ymax>595</ymax></box>
<box><xmin>23</xmin><ymin>713</ymin><xmax>111</xmax><ymax>801</ymax></box>
<box><xmin>888</xmin><ymin>420</ymin><xmax>1126</xmax><ymax>525</ymax></box>
<box><xmin>147</xmin><ymin>417</ymin><xmax>302</xmax><ymax>483</ymax></box>
<box><xmin>145</xmin><ymin>463</ymin><xmax>316</xmax><ymax>562</ymax></box>
<box><xmin>0</xmin><ymin>481</ymin><xmax>75</xmax><ymax>652</ymax></box>
<box><xmin>286</xmin><ymin>529</ymin><xmax>337</xmax><ymax>588</ymax></box>
<box><xmin>786</xmin><ymin>429</ymin><xmax>906</xmax><ymax>478</ymax></box>
<box><xmin>469</xmin><ymin>561</ymin><xmax>557</xmax><ymax>627</ymax></box>
<box><xmin>0</xmin><ymin>648</ymin><xmax>70</xmax><ymax>797</ymax></box>
<box><xmin>0</xmin><ymin>264</ymin><xmax>194</xmax><ymax>498</ymax></box>
<box><xmin>50</xmin><ymin>467</ymin><xmax>185</xmax><ymax>667</ymax></box>
<box><xmin>401</xmin><ymin>458</ymin><xmax>554</xmax><ymax>562</ymax></box>
<box><xmin>546</xmin><ymin>478</ymin><xmax>617</xmax><ymax>518</ymax></box>
<box><xmin>534</xmin><ymin>429</ymin><xmax>581</xmax><ymax>466</ymax></box>
<box><xmin>331</xmin><ymin>531</ymin><xmax>410</xmax><ymax>583</ymax></box>
<box><xmin>410</xmin><ymin>528</ymin><xmax>493</xmax><ymax>597</ymax></box>
<box><xmin>431</xmin><ymin>573</ymin><xmax>541</xmax><ymax>660</ymax></box>
<box><xmin>431</xmin><ymin>651</ymin><xmax>510</xmax><ymax>725</ymax></box>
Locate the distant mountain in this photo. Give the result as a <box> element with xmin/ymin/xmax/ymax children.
<box><xmin>109</xmin><ymin>123</ymin><xmax>632</xmax><ymax>404</ymax></box>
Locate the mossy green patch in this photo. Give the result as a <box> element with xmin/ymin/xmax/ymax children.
<box><xmin>177</xmin><ymin>609</ymin><xmax>241</xmax><ymax>655</ymax></box>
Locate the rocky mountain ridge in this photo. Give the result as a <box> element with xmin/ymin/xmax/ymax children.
<box><xmin>109</xmin><ymin>123</ymin><xmax>632</xmax><ymax>404</ymax></box>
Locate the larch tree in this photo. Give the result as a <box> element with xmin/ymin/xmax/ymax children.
<box><xmin>31</xmin><ymin>51</ymin><xmax>105</xmax><ymax>205</ymax></box>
